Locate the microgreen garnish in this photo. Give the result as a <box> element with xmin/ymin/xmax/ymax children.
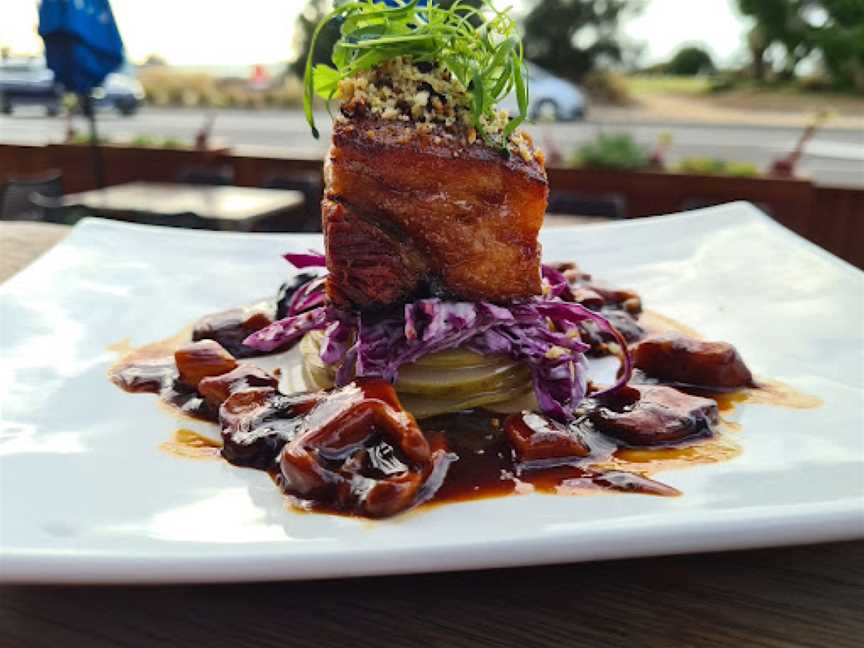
<box><xmin>303</xmin><ymin>0</ymin><xmax>529</xmax><ymax>145</ymax></box>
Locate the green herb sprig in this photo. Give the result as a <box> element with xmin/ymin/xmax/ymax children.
<box><xmin>303</xmin><ymin>0</ymin><xmax>529</xmax><ymax>146</ymax></box>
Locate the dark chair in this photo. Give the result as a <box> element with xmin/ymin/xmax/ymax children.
<box><xmin>262</xmin><ymin>172</ymin><xmax>323</xmax><ymax>232</ymax></box>
<box><xmin>0</xmin><ymin>172</ymin><xmax>64</xmax><ymax>221</ymax></box>
<box><xmin>81</xmin><ymin>208</ymin><xmax>204</xmax><ymax>230</ymax></box>
<box><xmin>28</xmin><ymin>193</ymin><xmax>89</xmax><ymax>226</ymax></box>
<box><xmin>176</xmin><ymin>166</ymin><xmax>234</xmax><ymax>186</ymax></box>
<box><xmin>680</xmin><ymin>198</ymin><xmax>775</xmax><ymax>218</ymax></box>
<box><xmin>547</xmin><ymin>191</ymin><xmax>628</xmax><ymax>219</ymax></box>
<box><xmin>680</xmin><ymin>198</ymin><xmax>720</xmax><ymax>212</ymax></box>
<box><xmin>131</xmin><ymin>211</ymin><xmax>204</xmax><ymax>229</ymax></box>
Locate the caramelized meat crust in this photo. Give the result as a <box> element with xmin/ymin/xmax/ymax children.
<box><xmin>634</xmin><ymin>333</ymin><xmax>753</xmax><ymax>388</ymax></box>
<box><xmin>323</xmin><ymin>118</ymin><xmax>548</xmax><ymax>308</ymax></box>
<box><xmin>322</xmin><ymin>198</ymin><xmax>430</xmax><ymax>308</ymax></box>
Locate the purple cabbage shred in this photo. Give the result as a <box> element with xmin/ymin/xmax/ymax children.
<box><xmin>282</xmin><ymin>251</ymin><xmax>326</xmax><ymax>269</ymax></box>
<box><xmin>244</xmin><ymin>256</ymin><xmax>632</xmax><ymax>421</ymax></box>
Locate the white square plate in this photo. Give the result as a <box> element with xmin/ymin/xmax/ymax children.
<box><xmin>1</xmin><ymin>203</ymin><xmax>862</xmax><ymax>584</ymax></box>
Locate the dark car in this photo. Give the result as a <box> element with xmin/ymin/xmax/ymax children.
<box><xmin>0</xmin><ymin>59</ymin><xmax>144</xmax><ymax>117</ymax></box>
<box><xmin>0</xmin><ymin>58</ymin><xmax>62</xmax><ymax>116</ymax></box>
<box><xmin>91</xmin><ymin>67</ymin><xmax>145</xmax><ymax>116</ymax></box>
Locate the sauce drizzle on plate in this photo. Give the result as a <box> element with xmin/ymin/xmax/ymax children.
<box><xmin>108</xmin><ymin>305</ymin><xmax>817</xmax><ymax>517</ymax></box>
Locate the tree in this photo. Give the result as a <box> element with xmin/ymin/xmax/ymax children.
<box><xmin>665</xmin><ymin>46</ymin><xmax>715</xmax><ymax>76</ymax></box>
<box><xmin>737</xmin><ymin>0</ymin><xmax>864</xmax><ymax>90</ymax></box>
<box><xmin>746</xmin><ymin>24</ymin><xmax>770</xmax><ymax>82</ymax></box>
<box><xmin>806</xmin><ymin>0</ymin><xmax>864</xmax><ymax>92</ymax></box>
<box><xmin>289</xmin><ymin>0</ymin><xmax>342</xmax><ymax>79</ymax></box>
<box><xmin>522</xmin><ymin>0</ymin><xmax>643</xmax><ymax>82</ymax></box>
<box><xmin>141</xmin><ymin>53</ymin><xmax>167</xmax><ymax>68</ymax></box>
<box><xmin>737</xmin><ymin>0</ymin><xmax>811</xmax><ymax>79</ymax></box>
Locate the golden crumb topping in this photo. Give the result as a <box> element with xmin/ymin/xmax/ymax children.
<box><xmin>337</xmin><ymin>57</ymin><xmax>541</xmax><ymax>163</ymax></box>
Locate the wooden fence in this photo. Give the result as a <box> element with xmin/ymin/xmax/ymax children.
<box><xmin>2</xmin><ymin>143</ymin><xmax>862</xmax><ymax>268</ymax></box>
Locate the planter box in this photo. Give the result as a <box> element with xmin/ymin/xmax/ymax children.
<box><xmin>546</xmin><ymin>166</ymin><xmax>815</xmax><ymax>224</ymax></box>
<box><xmin>44</xmin><ymin>144</ymin><xmax>232</xmax><ymax>193</ymax></box>
<box><xmin>1</xmin><ymin>143</ymin><xmax>860</xmax><ymax>268</ymax></box>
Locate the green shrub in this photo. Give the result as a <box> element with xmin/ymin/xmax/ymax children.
<box><xmin>707</xmin><ymin>69</ymin><xmax>750</xmax><ymax>93</ymax></box>
<box><xmin>666</xmin><ymin>46</ymin><xmax>715</xmax><ymax>76</ymax></box>
<box><xmin>138</xmin><ymin>67</ymin><xmax>305</xmax><ymax>110</ymax></box>
<box><xmin>140</xmin><ymin>69</ymin><xmax>219</xmax><ymax>107</ymax></box>
<box><xmin>222</xmin><ymin>87</ymin><xmax>250</xmax><ymax>108</ymax></box>
<box><xmin>797</xmin><ymin>75</ymin><xmax>835</xmax><ymax>93</ymax></box>
<box><xmin>571</xmin><ymin>133</ymin><xmax>650</xmax><ymax>171</ymax></box>
<box><xmin>675</xmin><ymin>156</ymin><xmax>760</xmax><ymax>177</ymax></box>
<box><xmin>180</xmin><ymin>89</ymin><xmax>201</xmax><ymax>107</ymax></box>
<box><xmin>69</xmin><ymin>133</ymin><xmax>109</xmax><ymax>145</ymax></box>
<box><xmin>263</xmin><ymin>78</ymin><xmax>304</xmax><ymax>108</ymax></box>
<box><xmin>582</xmin><ymin>70</ymin><xmax>632</xmax><ymax>105</ymax></box>
<box><xmin>130</xmin><ymin>135</ymin><xmax>156</xmax><ymax>147</ymax></box>
<box><xmin>724</xmin><ymin>161</ymin><xmax>761</xmax><ymax>177</ymax></box>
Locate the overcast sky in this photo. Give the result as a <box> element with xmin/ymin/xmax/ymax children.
<box><xmin>2</xmin><ymin>0</ymin><xmax>750</xmax><ymax>68</ymax></box>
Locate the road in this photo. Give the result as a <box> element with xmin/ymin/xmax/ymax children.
<box><xmin>2</xmin><ymin>106</ymin><xmax>862</xmax><ymax>186</ymax></box>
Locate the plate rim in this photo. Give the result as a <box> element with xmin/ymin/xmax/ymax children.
<box><xmin>2</xmin><ymin>498</ymin><xmax>861</xmax><ymax>584</ymax></box>
<box><xmin>2</xmin><ymin>200</ymin><xmax>862</xmax><ymax>584</ymax></box>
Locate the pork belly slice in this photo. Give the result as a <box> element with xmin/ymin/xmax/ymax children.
<box><xmin>323</xmin><ymin>118</ymin><xmax>548</xmax><ymax>308</ymax></box>
<box><xmin>323</xmin><ymin>198</ymin><xmax>430</xmax><ymax>308</ymax></box>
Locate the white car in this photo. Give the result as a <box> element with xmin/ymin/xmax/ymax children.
<box><xmin>92</xmin><ymin>70</ymin><xmax>145</xmax><ymax>115</ymax></box>
<box><xmin>501</xmin><ymin>62</ymin><xmax>586</xmax><ymax>122</ymax></box>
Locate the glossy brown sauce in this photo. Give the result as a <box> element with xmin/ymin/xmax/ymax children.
<box><xmin>746</xmin><ymin>378</ymin><xmax>823</xmax><ymax>409</ymax></box>
<box><xmin>424</xmin><ymin>411</ymin><xmax>680</xmax><ymax>503</ymax></box>
<box><xmin>601</xmin><ymin>421</ymin><xmax>742</xmax><ymax>474</ymax></box>
<box><xmin>675</xmin><ymin>380</ymin><xmax>820</xmax><ymax>412</ymax></box>
<box><xmin>111</xmin><ymin>360</ymin><xmax>218</xmax><ymax>422</ymax></box>
<box><xmin>108</xmin><ymin>326</ymin><xmax>192</xmax><ymax>366</ymax></box>
<box><xmin>638</xmin><ymin>309</ymin><xmax>704</xmax><ymax>339</ymax></box>
<box><xmin>160</xmin><ymin>429</ymin><xmax>222</xmax><ymax>459</ymax></box>
<box><xmin>108</xmin><ymin>309</ymin><xmax>819</xmax><ymax>516</ymax></box>
<box><xmin>109</xmin><ymin>334</ymin><xmax>219</xmax><ymax>424</ymax></box>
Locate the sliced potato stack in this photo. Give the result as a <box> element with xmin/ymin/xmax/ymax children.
<box><xmin>300</xmin><ymin>330</ymin><xmax>536</xmax><ymax>418</ymax></box>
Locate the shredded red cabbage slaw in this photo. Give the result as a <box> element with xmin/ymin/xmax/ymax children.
<box><xmin>244</xmin><ymin>253</ymin><xmax>632</xmax><ymax>421</ymax></box>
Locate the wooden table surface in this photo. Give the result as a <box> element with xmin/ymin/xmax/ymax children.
<box><xmin>62</xmin><ymin>181</ymin><xmax>304</xmax><ymax>229</ymax></box>
<box><xmin>1</xmin><ymin>222</ymin><xmax>862</xmax><ymax>648</ymax></box>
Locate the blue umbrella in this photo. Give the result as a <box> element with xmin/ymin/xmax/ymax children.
<box><xmin>38</xmin><ymin>0</ymin><xmax>125</xmax><ymax>187</ymax></box>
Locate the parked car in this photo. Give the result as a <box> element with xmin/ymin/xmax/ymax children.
<box><xmin>92</xmin><ymin>68</ymin><xmax>145</xmax><ymax>116</ymax></box>
<box><xmin>501</xmin><ymin>62</ymin><xmax>586</xmax><ymax>122</ymax></box>
<box><xmin>0</xmin><ymin>59</ymin><xmax>143</xmax><ymax>116</ymax></box>
<box><xmin>0</xmin><ymin>58</ymin><xmax>62</xmax><ymax>116</ymax></box>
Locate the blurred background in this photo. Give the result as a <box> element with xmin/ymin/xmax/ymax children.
<box><xmin>0</xmin><ymin>0</ymin><xmax>862</xmax><ymax>267</ymax></box>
